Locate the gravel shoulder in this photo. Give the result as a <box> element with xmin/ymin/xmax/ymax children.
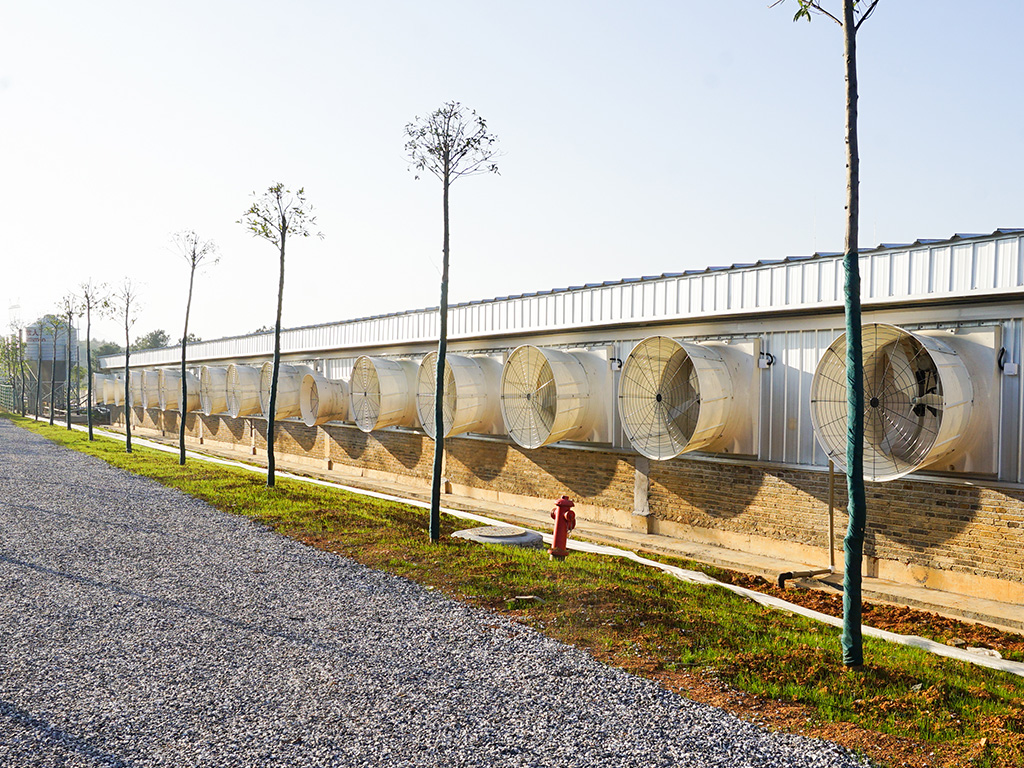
<box><xmin>0</xmin><ymin>419</ymin><xmax>866</xmax><ymax>767</ymax></box>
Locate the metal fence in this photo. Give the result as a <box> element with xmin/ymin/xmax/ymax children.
<box><xmin>0</xmin><ymin>382</ymin><xmax>15</xmax><ymax>412</ymax></box>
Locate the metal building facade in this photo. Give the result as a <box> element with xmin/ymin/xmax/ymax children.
<box><xmin>102</xmin><ymin>229</ymin><xmax>1024</xmax><ymax>486</ymax></box>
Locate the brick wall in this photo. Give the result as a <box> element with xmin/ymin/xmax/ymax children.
<box><xmin>103</xmin><ymin>408</ymin><xmax>1024</xmax><ymax>600</ymax></box>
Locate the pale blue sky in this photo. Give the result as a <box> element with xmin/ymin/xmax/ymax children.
<box><xmin>2</xmin><ymin>1</ymin><xmax>1022</xmax><ymax>343</ymax></box>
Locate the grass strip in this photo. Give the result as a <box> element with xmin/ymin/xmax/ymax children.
<box><xmin>7</xmin><ymin>413</ymin><xmax>1024</xmax><ymax>768</ymax></box>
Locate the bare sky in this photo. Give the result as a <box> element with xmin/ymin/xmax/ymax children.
<box><xmin>2</xmin><ymin>1</ymin><xmax>1022</xmax><ymax>344</ymax></box>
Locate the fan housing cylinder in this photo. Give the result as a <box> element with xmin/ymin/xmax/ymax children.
<box><xmin>259</xmin><ymin>362</ymin><xmax>315</xmax><ymax>419</ymax></box>
<box><xmin>617</xmin><ymin>336</ymin><xmax>737</xmax><ymax>461</ymax></box>
<box><xmin>159</xmin><ymin>369</ymin><xmax>200</xmax><ymax>412</ymax></box>
<box><xmin>141</xmin><ymin>370</ymin><xmax>161</xmax><ymax>409</ymax></box>
<box><xmin>416</xmin><ymin>352</ymin><xmax>502</xmax><ymax>439</ymax></box>
<box><xmin>300</xmin><ymin>373</ymin><xmax>350</xmax><ymax>426</ymax></box>
<box><xmin>349</xmin><ymin>356</ymin><xmax>419</xmax><ymax>432</ymax></box>
<box><xmin>500</xmin><ymin>345</ymin><xmax>603</xmax><ymax>449</ymax></box>
<box><xmin>200</xmin><ymin>366</ymin><xmax>228</xmax><ymax>416</ymax></box>
<box><xmin>226</xmin><ymin>364</ymin><xmax>262</xmax><ymax>418</ymax></box>
<box><xmin>810</xmin><ymin>323</ymin><xmax>974</xmax><ymax>482</ymax></box>
<box><xmin>129</xmin><ymin>371</ymin><xmax>143</xmax><ymax>408</ymax></box>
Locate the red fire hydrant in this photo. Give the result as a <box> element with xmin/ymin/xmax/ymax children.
<box><xmin>549</xmin><ymin>495</ymin><xmax>576</xmax><ymax>560</ymax></box>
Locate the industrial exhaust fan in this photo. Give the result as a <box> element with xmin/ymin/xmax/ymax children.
<box><xmin>810</xmin><ymin>323</ymin><xmax>974</xmax><ymax>481</ymax></box>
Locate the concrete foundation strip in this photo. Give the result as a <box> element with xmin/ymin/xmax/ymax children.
<box><xmin>50</xmin><ymin>419</ymin><xmax>1024</xmax><ymax>679</ymax></box>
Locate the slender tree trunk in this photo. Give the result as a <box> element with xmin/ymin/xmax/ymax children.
<box><xmin>180</xmin><ymin>268</ymin><xmax>196</xmax><ymax>465</ymax></box>
<box><xmin>49</xmin><ymin>332</ymin><xmax>57</xmax><ymax>426</ymax></box>
<box><xmin>86</xmin><ymin>307</ymin><xmax>94</xmax><ymax>439</ymax></box>
<box><xmin>66</xmin><ymin>313</ymin><xmax>73</xmax><ymax>430</ymax></box>
<box><xmin>19</xmin><ymin>329</ymin><xmax>26</xmax><ymax>416</ymax></box>
<box><xmin>429</xmin><ymin>160</ymin><xmax>451</xmax><ymax>542</ymax></box>
<box><xmin>267</xmin><ymin>230</ymin><xmax>286</xmax><ymax>488</ymax></box>
<box><xmin>841</xmin><ymin>0</ymin><xmax>865</xmax><ymax>668</ymax></box>
<box><xmin>125</xmin><ymin>320</ymin><xmax>132</xmax><ymax>454</ymax></box>
<box><xmin>34</xmin><ymin>341</ymin><xmax>41</xmax><ymax>420</ymax></box>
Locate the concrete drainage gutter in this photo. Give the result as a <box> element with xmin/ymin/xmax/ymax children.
<box><xmin>55</xmin><ymin>420</ymin><xmax>1024</xmax><ymax>679</ymax></box>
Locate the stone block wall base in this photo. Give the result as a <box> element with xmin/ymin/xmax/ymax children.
<box><xmin>631</xmin><ymin>514</ymin><xmax>653</xmax><ymax>534</ymax></box>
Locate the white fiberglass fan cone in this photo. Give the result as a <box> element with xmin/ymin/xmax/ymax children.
<box><xmin>112</xmin><ymin>375</ymin><xmax>125</xmax><ymax>406</ymax></box>
<box><xmin>617</xmin><ymin>336</ymin><xmax>734</xmax><ymax>460</ymax></box>
<box><xmin>129</xmin><ymin>371</ymin><xmax>143</xmax><ymax>408</ymax></box>
<box><xmin>103</xmin><ymin>376</ymin><xmax>117</xmax><ymax>405</ymax></box>
<box><xmin>93</xmin><ymin>373</ymin><xmax>108</xmax><ymax>405</ymax></box>
<box><xmin>160</xmin><ymin>369</ymin><xmax>200</xmax><ymax>412</ymax></box>
<box><xmin>259</xmin><ymin>362</ymin><xmax>315</xmax><ymax>419</ymax></box>
<box><xmin>349</xmin><ymin>356</ymin><xmax>418</xmax><ymax>432</ymax></box>
<box><xmin>300</xmin><ymin>373</ymin><xmax>349</xmax><ymax>426</ymax></box>
<box><xmin>416</xmin><ymin>352</ymin><xmax>495</xmax><ymax>439</ymax></box>
<box><xmin>141</xmin><ymin>371</ymin><xmax>160</xmax><ymax>408</ymax></box>
<box><xmin>226</xmin><ymin>364</ymin><xmax>262</xmax><ymax>418</ymax></box>
<box><xmin>200</xmin><ymin>366</ymin><xmax>228</xmax><ymax>415</ymax></box>
<box><xmin>810</xmin><ymin>323</ymin><xmax>973</xmax><ymax>482</ymax></box>
<box><xmin>500</xmin><ymin>346</ymin><xmax>596</xmax><ymax>449</ymax></box>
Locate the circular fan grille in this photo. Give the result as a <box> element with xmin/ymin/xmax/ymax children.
<box><xmin>416</xmin><ymin>351</ymin><xmax>457</xmax><ymax>439</ymax></box>
<box><xmin>500</xmin><ymin>346</ymin><xmax>559</xmax><ymax>449</ymax></box>
<box><xmin>350</xmin><ymin>357</ymin><xmax>382</xmax><ymax>432</ymax></box>
<box><xmin>618</xmin><ymin>337</ymin><xmax>702</xmax><ymax>460</ymax></box>
<box><xmin>810</xmin><ymin>324</ymin><xmax>964</xmax><ymax>482</ymax></box>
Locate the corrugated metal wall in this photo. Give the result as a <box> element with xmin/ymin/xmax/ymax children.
<box><xmin>101</xmin><ymin>232</ymin><xmax>1024</xmax><ymax>485</ymax></box>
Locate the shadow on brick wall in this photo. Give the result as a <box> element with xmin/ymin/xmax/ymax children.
<box><xmin>651</xmin><ymin>457</ymin><xmax>767</xmax><ymax>521</ymax></box>
<box><xmin>378</xmin><ymin>430</ymin><xmax>424</xmax><ymax>471</ymax></box>
<box><xmin>446</xmin><ymin>438</ymin><xmax>509</xmax><ymax>482</ymax></box>
<box><xmin>277</xmin><ymin>421</ymin><xmax>317</xmax><ymax>453</ymax></box>
<box><xmin>325</xmin><ymin>425</ymin><xmax>368</xmax><ymax>461</ymax></box>
<box><xmin>200</xmin><ymin>415</ymin><xmax>246</xmax><ymax>443</ymax></box>
<box><xmin>523</xmin><ymin>445</ymin><xmax>626</xmax><ymax>499</ymax></box>
<box><xmin>653</xmin><ymin>456</ymin><xmax>993</xmax><ymax>557</ymax></box>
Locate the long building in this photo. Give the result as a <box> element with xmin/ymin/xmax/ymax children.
<box><xmin>99</xmin><ymin>229</ymin><xmax>1024</xmax><ymax>603</ymax></box>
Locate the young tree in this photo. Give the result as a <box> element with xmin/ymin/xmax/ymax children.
<box><xmin>777</xmin><ymin>0</ymin><xmax>880</xmax><ymax>667</ymax></box>
<box><xmin>79</xmin><ymin>281</ymin><xmax>109</xmax><ymax>440</ymax></box>
<box><xmin>58</xmin><ymin>293</ymin><xmax>82</xmax><ymax>431</ymax></box>
<box><xmin>41</xmin><ymin>314</ymin><xmax>66</xmax><ymax>426</ymax></box>
<box><xmin>33</xmin><ymin>324</ymin><xmax>43</xmax><ymax>420</ymax></box>
<box><xmin>18</xmin><ymin>327</ymin><xmax>26</xmax><ymax>416</ymax></box>
<box><xmin>114</xmin><ymin>280</ymin><xmax>141</xmax><ymax>453</ymax></box>
<box><xmin>239</xmin><ymin>183</ymin><xmax>322</xmax><ymax>487</ymax></box>
<box><xmin>172</xmin><ymin>230</ymin><xmax>218</xmax><ymax>465</ymax></box>
<box><xmin>405</xmin><ymin>101</ymin><xmax>500</xmax><ymax>542</ymax></box>
<box><xmin>134</xmin><ymin>329</ymin><xmax>170</xmax><ymax>350</ymax></box>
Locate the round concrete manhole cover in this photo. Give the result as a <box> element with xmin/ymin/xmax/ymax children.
<box><xmin>451</xmin><ymin>525</ymin><xmax>544</xmax><ymax>548</ymax></box>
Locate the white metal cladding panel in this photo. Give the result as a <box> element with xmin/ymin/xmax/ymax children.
<box><xmin>323</xmin><ymin>358</ymin><xmax>355</xmax><ymax>380</ymax></box>
<box><xmin>761</xmin><ymin>329</ymin><xmax>839</xmax><ymax>466</ymax></box>
<box><xmin>974</xmin><ymin>241</ymin><xmax>996</xmax><ymax>290</ymax></box>
<box><xmin>932</xmin><ymin>246</ymin><xmax>952</xmax><ymax>293</ymax></box>
<box><xmin>871</xmin><ymin>253</ymin><xmax>889</xmax><ymax>298</ymax></box>
<box><xmin>997</xmin><ymin>238</ymin><xmax>1019</xmax><ymax>287</ymax></box>
<box><xmin>1001</xmin><ymin>318</ymin><xmax>1024</xmax><ymax>484</ymax></box>
<box><xmin>952</xmin><ymin>243</ymin><xmax>974</xmax><ymax>291</ymax></box>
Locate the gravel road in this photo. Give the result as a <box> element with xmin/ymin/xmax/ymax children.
<box><xmin>0</xmin><ymin>419</ymin><xmax>867</xmax><ymax>767</ymax></box>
